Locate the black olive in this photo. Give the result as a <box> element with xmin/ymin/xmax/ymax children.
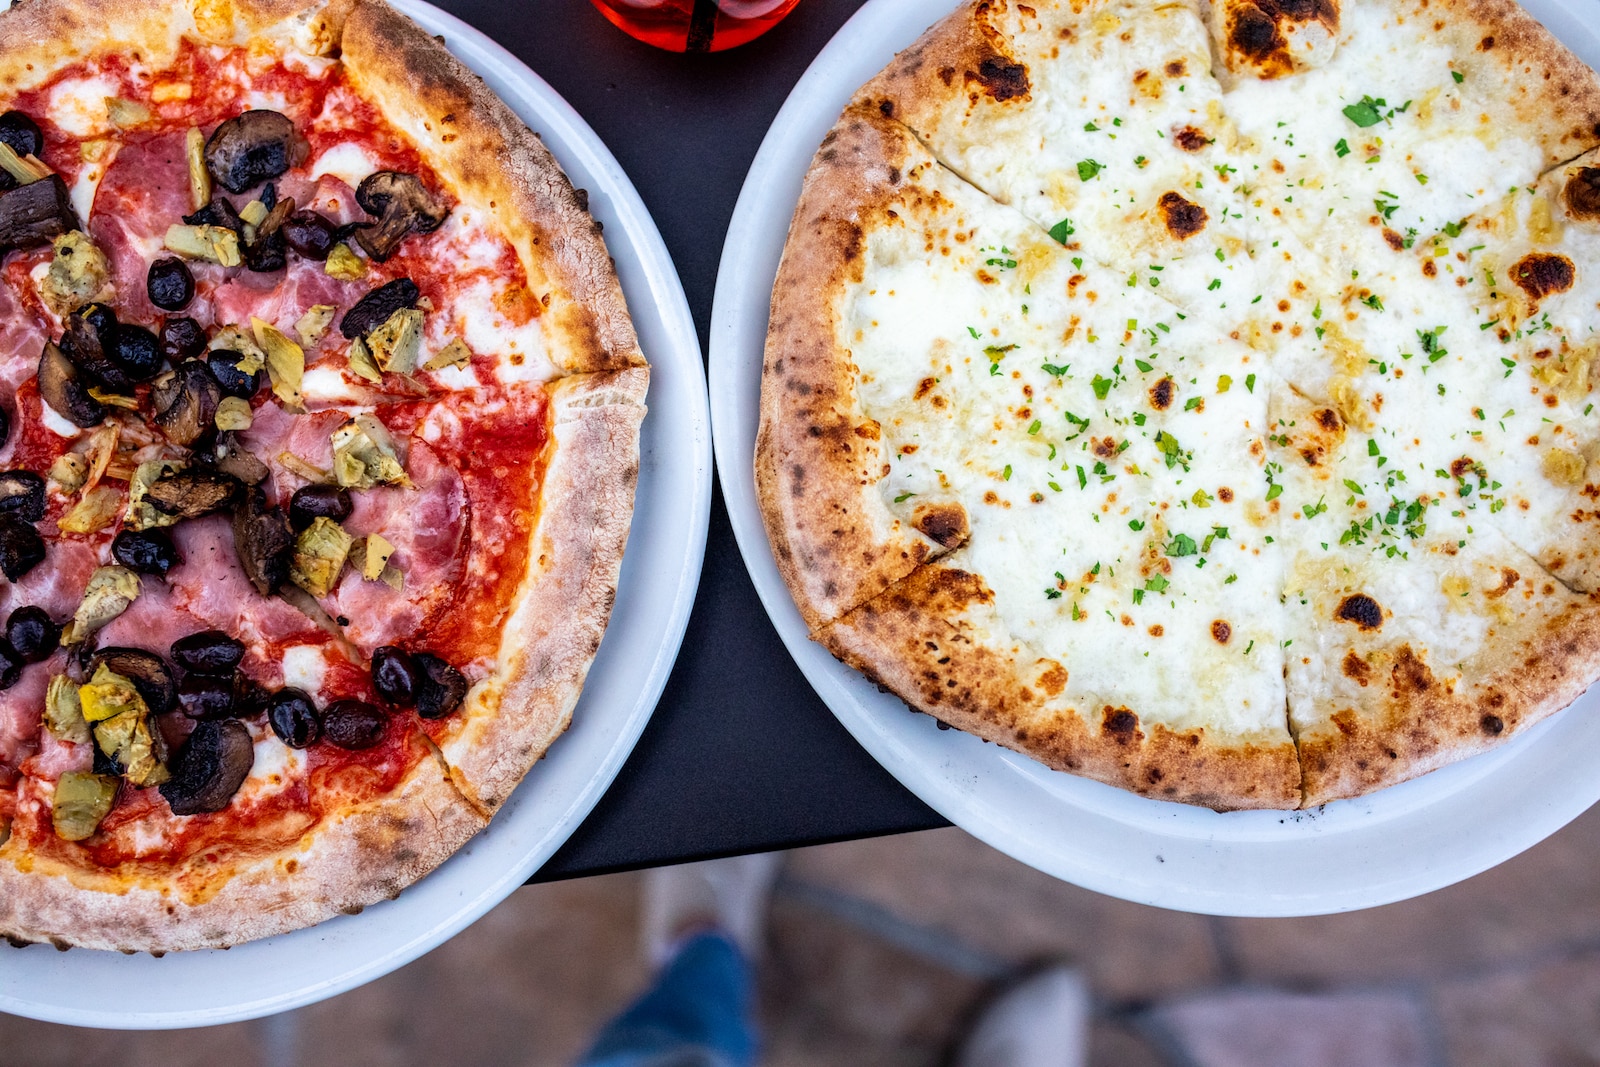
<box><xmin>288</xmin><ymin>484</ymin><xmax>353</xmax><ymax>532</ymax></box>
<box><xmin>324</xmin><ymin>699</ymin><xmax>386</xmax><ymax>750</ymax></box>
<box><xmin>176</xmin><ymin>674</ymin><xmax>235</xmax><ymax>719</ymax></box>
<box><xmin>0</xmin><ymin>402</ymin><xmax>9</xmax><ymax>450</ymax></box>
<box><xmin>160</xmin><ymin>719</ymin><xmax>253</xmax><ymax>815</ymax></box>
<box><xmin>339</xmin><ymin>278</ymin><xmax>420</xmax><ymax>339</ymax></box>
<box><xmin>206</xmin><ymin>349</ymin><xmax>264</xmax><ymax>399</ymax></box>
<box><xmin>110</xmin><ymin>324</ymin><xmax>162</xmax><ymax>383</ymax></box>
<box><xmin>159</xmin><ymin>317</ymin><xmax>208</xmax><ymax>363</ymax></box>
<box><xmin>244</xmin><ymin>229</ymin><xmax>287</xmax><ymax>273</ymax></box>
<box><xmin>371</xmin><ymin>646</ymin><xmax>418</xmax><ymax>706</ymax></box>
<box><xmin>62</xmin><ymin>303</ymin><xmax>128</xmax><ymax>390</ymax></box>
<box><xmin>146</xmin><ymin>258</ymin><xmax>195</xmax><ymax>312</ymax></box>
<box><xmin>183</xmin><ymin>195</ymin><xmax>244</xmax><ymax>234</ymax></box>
<box><xmin>267</xmin><ymin>688</ymin><xmax>321</xmax><ymax>748</ymax></box>
<box><xmin>232</xmin><ymin>487</ymin><xmax>292</xmax><ymax>595</ymax></box>
<box><xmin>0</xmin><ymin>111</ymin><xmax>44</xmax><ymax>159</ymax></box>
<box><xmin>37</xmin><ymin>341</ymin><xmax>103</xmax><ymax>428</ymax></box>
<box><xmin>0</xmin><ymin>640</ymin><xmax>21</xmax><ymax>690</ymax></box>
<box><xmin>91</xmin><ymin>648</ymin><xmax>178</xmax><ymax>713</ymax></box>
<box><xmin>152</xmin><ymin>361</ymin><xmax>223</xmax><ymax>447</ymax></box>
<box><xmin>414</xmin><ymin>654</ymin><xmax>467</xmax><ymax>719</ymax></box>
<box><xmin>92</xmin><ymin>742</ymin><xmax>121</xmax><ymax>777</ymax></box>
<box><xmin>204</xmin><ymin>111</ymin><xmax>302</xmax><ymax>195</ymax></box>
<box><xmin>0</xmin><ymin>471</ymin><xmax>46</xmax><ymax>522</ymax></box>
<box><xmin>144</xmin><ymin>467</ymin><xmax>239</xmax><ymax>520</ymax></box>
<box><xmin>281</xmin><ymin>211</ymin><xmax>338</xmax><ymax>260</ymax></box>
<box><xmin>111</xmin><ymin>528</ymin><xmax>181</xmax><ymax>578</ymax></box>
<box><xmin>6</xmin><ymin>606</ymin><xmax>59</xmax><ymax>663</ymax></box>
<box><xmin>234</xmin><ymin>676</ymin><xmax>271</xmax><ymax>719</ymax></box>
<box><xmin>0</xmin><ymin>516</ymin><xmax>45</xmax><ymax>581</ymax></box>
<box><xmin>170</xmin><ymin>630</ymin><xmax>245</xmax><ymax>675</ymax></box>
<box><xmin>260</xmin><ymin>182</ymin><xmax>278</xmax><ymax>213</ymax></box>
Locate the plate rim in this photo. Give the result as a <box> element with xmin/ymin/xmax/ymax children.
<box><xmin>0</xmin><ymin>0</ymin><xmax>710</xmax><ymax>1028</ymax></box>
<box><xmin>708</xmin><ymin>0</ymin><xmax>1600</xmax><ymax>917</ymax></box>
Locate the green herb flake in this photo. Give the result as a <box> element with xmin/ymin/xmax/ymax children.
<box><xmin>1077</xmin><ymin>159</ymin><xmax>1103</xmax><ymax>181</ymax></box>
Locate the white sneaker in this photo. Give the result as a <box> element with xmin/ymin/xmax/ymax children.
<box><xmin>955</xmin><ymin>965</ymin><xmax>1092</xmax><ymax>1067</ymax></box>
<box><xmin>641</xmin><ymin>852</ymin><xmax>784</xmax><ymax>968</ymax></box>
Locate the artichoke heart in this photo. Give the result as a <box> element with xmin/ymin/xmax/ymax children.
<box><xmin>423</xmin><ymin>338</ymin><xmax>472</xmax><ymax>372</ymax></box>
<box><xmin>93</xmin><ymin>709</ymin><xmax>168</xmax><ymax>787</ymax></box>
<box><xmin>331</xmin><ymin>414</ymin><xmax>411</xmax><ymax>489</ymax></box>
<box><xmin>79</xmin><ymin>664</ymin><xmax>147</xmax><ymax>723</ymax></box>
<box><xmin>44</xmin><ymin>673</ymin><xmax>91</xmax><ymax>744</ymax></box>
<box><xmin>367</xmin><ymin>308</ymin><xmax>424</xmax><ymax>375</ymax></box>
<box><xmin>42</xmin><ymin>231</ymin><xmax>111</xmax><ymax>315</ymax></box>
<box><xmin>252</xmin><ymin>317</ymin><xmax>304</xmax><ymax>408</ymax></box>
<box><xmin>58</xmin><ymin>484</ymin><xmax>124</xmax><ymax>535</ymax></box>
<box><xmin>345</xmin><ymin>337</ymin><xmax>383</xmax><ymax>384</ymax></box>
<box><xmin>164</xmin><ymin>223</ymin><xmax>242</xmax><ymax>267</ymax></box>
<box><xmin>105</xmin><ymin>96</ymin><xmax>155</xmax><ymax>129</ymax></box>
<box><xmin>351</xmin><ymin>532</ymin><xmax>396</xmax><ymax>580</ymax></box>
<box><xmin>295</xmin><ymin>304</ymin><xmax>338</xmax><ymax>346</ymax></box>
<box><xmin>324</xmin><ymin>242</ymin><xmax>367</xmax><ymax>281</ymax></box>
<box><xmin>215</xmin><ymin>395</ymin><xmax>254</xmax><ymax>431</ymax></box>
<box><xmin>291</xmin><ymin>516</ymin><xmax>354</xmax><ymax>598</ymax></box>
<box><xmin>0</xmin><ymin>141</ymin><xmax>49</xmax><ymax>185</ymax></box>
<box><xmin>210</xmin><ymin>326</ymin><xmax>267</xmax><ymax>376</ymax></box>
<box><xmin>63</xmin><ymin>566</ymin><xmax>141</xmax><ymax>645</ymax></box>
<box><xmin>52</xmin><ymin>772</ymin><xmax>119</xmax><ymax>842</ymax></box>
<box><xmin>185</xmin><ymin>127</ymin><xmax>211</xmax><ymax>211</ymax></box>
<box><xmin>127</xmin><ymin>459</ymin><xmax>187</xmax><ymax>530</ymax></box>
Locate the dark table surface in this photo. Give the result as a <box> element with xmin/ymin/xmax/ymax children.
<box><xmin>417</xmin><ymin>0</ymin><xmax>949</xmax><ymax>880</ymax></box>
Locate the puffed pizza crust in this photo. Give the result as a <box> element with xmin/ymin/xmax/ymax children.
<box><xmin>0</xmin><ymin>0</ymin><xmax>648</xmax><ymax>951</ymax></box>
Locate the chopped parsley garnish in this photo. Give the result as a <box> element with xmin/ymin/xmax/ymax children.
<box><xmin>1361</xmin><ymin>293</ymin><xmax>1385</xmax><ymax>311</ymax></box>
<box><xmin>1129</xmin><ymin>519</ymin><xmax>1146</xmax><ymax>531</ymax></box>
<box><xmin>1092</xmin><ymin>374</ymin><xmax>1115</xmax><ymax>400</ymax></box>
<box><xmin>1452</xmin><ymin>70</ymin><xmax>1465</xmax><ymax>83</ymax></box>
<box><xmin>1077</xmin><ymin>159</ymin><xmax>1104</xmax><ymax>181</ymax></box>
<box><xmin>1027</xmin><ymin>419</ymin><xmax>1042</xmax><ymax>434</ymax></box>
<box><xmin>1442</xmin><ymin>218</ymin><xmax>1467</xmax><ymax>238</ymax></box>
<box><xmin>1063</xmin><ymin>410</ymin><xmax>1090</xmax><ymax>438</ymax></box>
<box><xmin>1002</xmin><ymin>464</ymin><xmax>1013</xmax><ymax>481</ymax></box>
<box><xmin>893</xmin><ymin>492</ymin><xmax>916</xmax><ymax>503</ymax></box>
<box><xmin>1166</xmin><ymin>532</ymin><xmax>1198</xmax><ymax>557</ymax></box>
<box><xmin>1343</xmin><ymin>96</ymin><xmax>1385</xmax><ymax>127</ymax></box>
<box><xmin>1153</xmin><ymin>430</ymin><xmax>1190</xmax><ymax>471</ymax></box>
<box><xmin>1265</xmin><ymin>483</ymin><xmax>1284</xmax><ymax>502</ymax></box>
<box><xmin>1083</xmin><ymin>120</ymin><xmax>1100</xmax><ymax>132</ymax></box>
<box><xmin>1048</xmin><ymin>217</ymin><xmax>1076</xmax><ymax>244</ymax></box>
<box><xmin>1334</xmin><ymin>138</ymin><xmax>1351</xmax><ymax>157</ymax></box>
<box><xmin>1245</xmin><ymin>373</ymin><xmax>1257</xmax><ymax>394</ymax></box>
<box><xmin>1041</xmin><ymin>362</ymin><xmax>1070</xmax><ymax>377</ymax></box>
<box><xmin>1184</xmin><ymin>397</ymin><xmax>1203</xmax><ymax>412</ymax></box>
<box><xmin>1302</xmin><ymin>497</ymin><xmax>1327</xmax><ymax>519</ymax></box>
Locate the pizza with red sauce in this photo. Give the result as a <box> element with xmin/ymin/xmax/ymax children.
<box><xmin>0</xmin><ymin>0</ymin><xmax>647</xmax><ymax>951</ymax></box>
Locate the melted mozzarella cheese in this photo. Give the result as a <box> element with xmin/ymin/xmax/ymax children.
<box><xmin>280</xmin><ymin>643</ymin><xmax>329</xmax><ymax>696</ymax></box>
<box><xmin>45</xmin><ymin>75</ymin><xmax>120</xmax><ymax>137</ymax></box>
<box><xmin>310</xmin><ymin>142</ymin><xmax>380</xmax><ymax>190</ymax></box>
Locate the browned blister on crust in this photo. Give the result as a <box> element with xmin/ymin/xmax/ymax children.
<box><xmin>437</xmin><ymin>368</ymin><xmax>647</xmax><ymax>816</ymax></box>
<box><xmin>1206</xmin><ymin>0</ymin><xmax>1342</xmax><ymax>83</ymax></box>
<box><xmin>756</xmin><ymin>109</ymin><xmax>962</xmax><ymax>630</ymax></box>
<box><xmin>0</xmin><ymin>744</ymin><xmax>485</xmax><ymax>952</ymax></box>
<box><xmin>1296</xmin><ymin>567</ymin><xmax>1600</xmax><ymax>806</ymax></box>
<box><xmin>848</xmin><ymin>0</ymin><xmax>1033</xmax><ymax>143</ymax></box>
<box><xmin>816</xmin><ymin>563</ymin><xmax>1302</xmax><ymax>811</ymax></box>
<box><xmin>339</xmin><ymin>0</ymin><xmax>643</xmax><ymax>374</ymax></box>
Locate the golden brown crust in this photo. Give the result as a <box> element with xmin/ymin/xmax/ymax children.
<box><xmin>816</xmin><ymin>561</ymin><xmax>1302</xmax><ymax>811</ymax></box>
<box><xmin>339</xmin><ymin>0</ymin><xmax>643</xmax><ymax>374</ymax></box>
<box><xmin>0</xmin><ymin>745</ymin><xmax>485</xmax><ymax>952</ymax></box>
<box><xmin>756</xmin><ymin>109</ymin><xmax>960</xmax><ymax>630</ymax></box>
<box><xmin>848</xmin><ymin>0</ymin><xmax>1033</xmax><ymax>151</ymax></box>
<box><xmin>1430</xmin><ymin>0</ymin><xmax>1600</xmax><ymax>165</ymax></box>
<box><xmin>1295</xmin><ymin>566</ymin><xmax>1600</xmax><ymax>806</ymax></box>
<box><xmin>437</xmin><ymin>368</ymin><xmax>647</xmax><ymax>815</ymax></box>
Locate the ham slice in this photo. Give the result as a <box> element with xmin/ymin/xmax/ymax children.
<box><xmin>327</xmin><ymin>437</ymin><xmax>468</xmax><ymax>654</ymax></box>
<box><xmin>164</xmin><ymin>516</ymin><xmax>322</xmax><ymax>653</ymax></box>
<box><xmin>88</xmin><ymin>134</ymin><xmax>208</xmax><ymax>327</ymax></box>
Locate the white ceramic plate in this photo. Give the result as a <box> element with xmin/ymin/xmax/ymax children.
<box><xmin>710</xmin><ymin>0</ymin><xmax>1600</xmax><ymax>917</ymax></box>
<box><xmin>0</xmin><ymin>0</ymin><xmax>710</xmax><ymax>1027</ymax></box>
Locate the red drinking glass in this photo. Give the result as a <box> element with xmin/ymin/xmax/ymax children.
<box><xmin>589</xmin><ymin>0</ymin><xmax>802</xmax><ymax>52</ymax></box>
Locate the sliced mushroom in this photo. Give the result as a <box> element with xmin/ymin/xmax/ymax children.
<box><xmin>144</xmin><ymin>468</ymin><xmax>239</xmax><ymax>520</ymax></box>
<box><xmin>38</xmin><ymin>341</ymin><xmax>104</xmax><ymax>428</ymax></box>
<box><xmin>159</xmin><ymin>718</ymin><xmax>253</xmax><ymax>815</ymax></box>
<box><xmin>354</xmin><ymin>172</ymin><xmax>448</xmax><ymax>261</ymax></box>
<box><xmin>204</xmin><ymin>111</ymin><xmax>304</xmax><ymax>195</ymax></box>
<box><xmin>0</xmin><ymin>175</ymin><xmax>79</xmax><ymax>254</ymax></box>
<box><xmin>232</xmin><ymin>485</ymin><xmax>292</xmax><ymax>595</ymax></box>
<box><xmin>339</xmin><ymin>278</ymin><xmax>420</xmax><ymax>340</ymax></box>
<box><xmin>0</xmin><ymin>470</ymin><xmax>46</xmax><ymax>521</ymax></box>
<box><xmin>152</xmin><ymin>361</ymin><xmax>223</xmax><ymax>446</ymax></box>
<box><xmin>210</xmin><ymin>432</ymin><xmax>270</xmax><ymax>485</ymax></box>
<box><xmin>182</xmin><ymin>195</ymin><xmax>244</xmax><ymax>235</ymax></box>
<box><xmin>89</xmin><ymin>647</ymin><xmax>177</xmax><ymax>714</ymax></box>
<box><xmin>414</xmin><ymin>654</ymin><xmax>468</xmax><ymax>719</ymax></box>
